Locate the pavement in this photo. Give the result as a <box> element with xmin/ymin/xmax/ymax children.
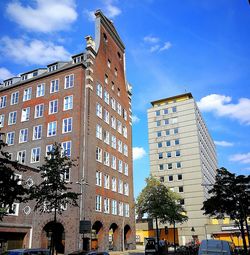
<box><xmin>109</xmin><ymin>250</ymin><xmax>144</xmax><ymax>255</ymax></box>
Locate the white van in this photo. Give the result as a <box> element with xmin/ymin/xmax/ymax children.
<box><xmin>198</xmin><ymin>240</ymin><xmax>234</xmax><ymax>255</ymax></box>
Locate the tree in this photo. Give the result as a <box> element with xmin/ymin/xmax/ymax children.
<box><xmin>136</xmin><ymin>176</ymin><xmax>188</xmax><ymax>254</ymax></box>
<box><xmin>31</xmin><ymin>143</ymin><xmax>79</xmax><ymax>255</ymax></box>
<box><xmin>0</xmin><ymin>132</ymin><xmax>29</xmax><ymax>220</ymax></box>
<box><xmin>202</xmin><ymin>167</ymin><xmax>250</xmax><ymax>255</ymax></box>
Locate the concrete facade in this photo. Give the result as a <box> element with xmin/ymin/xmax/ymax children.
<box><xmin>0</xmin><ymin>10</ymin><xmax>135</xmax><ymax>254</ymax></box>
<box><xmin>147</xmin><ymin>93</ymin><xmax>218</xmax><ymax>245</ymax></box>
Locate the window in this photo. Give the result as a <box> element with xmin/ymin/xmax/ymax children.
<box><xmin>21</xmin><ymin>108</ymin><xmax>30</xmax><ymax>122</ymax></box>
<box><xmin>107</xmin><ymin>59</ymin><xmax>111</xmax><ymax>68</ymax></box>
<box><xmin>179</xmin><ymin>186</ymin><xmax>184</xmax><ymax>193</ymax></box>
<box><xmin>114</xmin><ymin>67</ymin><xmax>118</xmax><ymax>77</ymax></box>
<box><xmin>125</xmin><ymin>203</ymin><xmax>129</xmax><ymax>217</ymax></box>
<box><xmin>96</xmin><ymin>103</ymin><xmax>102</xmax><ymax>118</ymax></box>
<box><xmin>104</xmin><ymin>109</ymin><xmax>109</xmax><ymax>124</ymax></box>
<box><xmin>118</xmin><ymin>179</ymin><xmax>123</xmax><ymax>194</ymax></box>
<box><xmin>124</xmin><ymin>144</ymin><xmax>128</xmax><ymax>156</ymax></box>
<box><xmin>96</xmin><ymin>124</ymin><xmax>102</xmax><ymax>140</ymax></box>
<box><xmin>180</xmin><ymin>199</ymin><xmax>185</xmax><ymax>205</ymax></box>
<box><xmin>175</xmin><ymin>139</ymin><xmax>180</xmax><ymax>145</ymax></box>
<box><xmin>118</xmin><ymin>160</ymin><xmax>123</xmax><ymax>173</ymax></box>
<box><xmin>124</xmin><ymin>183</ymin><xmax>129</xmax><ymax>196</ymax></box>
<box><xmin>62</xmin><ymin>117</ymin><xmax>72</xmax><ymax>133</ymax></box>
<box><xmin>103</xmin><ymin>130</ymin><xmax>110</xmax><ymax>144</ymax></box>
<box><xmin>104</xmin><ymin>198</ymin><xmax>110</xmax><ymax>213</ymax></box>
<box><xmin>104</xmin><ymin>74</ymin><xmax>108</xmax><ymax>84</ymax></box>
<box><xmin>46</xmin><ymin>144</ymin><xmax>53</xmax><ymax>158</ymax></box>
<box><xmin>7</xmin><ymin>203</ymin><xmax>19</xmax><ymax>216</ymax></box>
<box><xmin>111</xmin><ymin>116</ymin><xmax>116</xmax><ymax>129</ymax></box>
<box><xmin>6</xmin><ymin>132</ymin><xmax>15</xmax><ymax>145</ymax></box>
<box><xmin>117</xmin><ymin>103</ymin><xmax>122</xmax><ymax>115</ymax></box>
<box><xmin>17</xmin><ymin>150</ymin><xmax>26</xmax><ymax>164</ymax></box>
<box><xmin>176</xmin><ymin>162</ymin><xmax>182</xmax><ymax>168</ymax></box>
<box><xmin>111</xmin><ymin>200</ymin><xmax>117</xmax><ymax>215</ymax></box>
<box><xmin>166</xmin><ymin>129</ymin><xmax>170</xmax><ymax>136</ymax></box>
<box><xmin>35</xmin><ymin>104</ymin><xmax>44</xmax><ymax>118</ymax></box>
<box><xmin>157</xmin><ymin>131</ymin><xmax>161</xmax><ymax>137</ymax></box>
<box><xmin>178</xmin><ymin>174</ymin><xmax>182</xmax><ymax>180</ymax></box>
<box><xmin>62</xmin><ymin>168</ymin><xmax>70</xmax><ymax>182</ymax></box>
<box><xmin>158</xmin><ymin>152</ymin><xmax>163</xmax><ymax>159</ymax></box>
<box><xmin>111</xmin><ymin>135</ymin><xmax>116</xmax><ymax>149</ymax></box>
<box><xmin>50</xmin><ymin>79</ymin><xmax>59</xmax><ymax>93</ymax></box>
<box><xmin>163</xmin><ymin>109</ymin><xmax>168</xmax><ymax>114</ymax></box>
<box><xmin>159</xmin><ymin>164</ymin><xmax>164</xmax><ymax>170</ymax></box>
<box><xmin>104</xmin><ymin>90</ymin><xmax>109</xmax><ymax>104</ymax></box>
<box><xmin>33</xmin><ymin>125</ymin><xmax>42</xmax><ymax>140</ymax></box>
<box><xmin>111</xmin><ymin>98</ymin><xmax>116</xmax><ymax>110</ymax></box>
<box><xmin>111</xmin><ymin>177</ymin><xmax>117</xmax><ymax>191</ymax></box>
<box><xmin>104</xmin><ymin>174</ymin><xmax>110</xmax><ymax>189</ymax></box>
<box><xmin>96</xmin><ymin>84</ymin><xmax>102</xmax><ymax>98</ymax></box>
<box><xmin>123</xmin><ymin>126</ymin><xmax>127</xmax><ymax>138</ymax></box>
<box><xmin>172</xmin><ymin>117</ymin><xmax>178</xmax><ymax>124</ymax></box>
<box><xmin>36</xmin><ymin>83</ymin><xmax>45</xmax><ymax>97</ymax></box>
<box><xmin>176</xmin><ymin>150</ymin><xmax>181</xmax><ymax>157</ymax></box>
<box><xmin>8</xmin><ymin>111</ymin><xmax>17</xmax><ymax>125</ymax></box>
<box><xmin>62</xmin><ymin>141</ymin><xmax>72</xmax><ymax>157</ymax></box>
<box><xmin>47</xmin><ymin>121</ymin><xmax>57</xmax><ymax>137</ymax></box>
<box><xmin>49</xmin><ymin>99</ymin><xmax>58</xmax><ymax>114</ymax></box>
<box><xmin>174</xmin><ymin>128</ymin><xmax>179</xmax><ymax>134</ymax></box>
<box><xmin>158</xmin><ymin>142</ymin><xmax>162</xmax><ymax>148</ymax></box>
<box><xmin>124</xmin><ymin>163</ymin><xmax>128</xmax><ymax>176</ymax></box>
<box><xmin>104</xmin><ymin>151</ymin><xmax>110</xmax><ymax>166</ymax></box>
<box><xmin>0</xmin><ymin>114</ymin><xmax>4</xmax><ymax>127</ymax></box>
<box><xmin>96</xmin><ymin>171</ymin><xmax>102</xmax><ymax>186</ymax></box>
<box><xmin>167</xmin><ymin>152</ymin><xmax>172</xmax><ymax>158</ymax></box>
<box><xmin>23</xmin><ymin>87</ymin><xmax>32</xmax><ymax>101</ymax></box>
<box><xmin>117</xmin><ymin>120</ymin><xmax>122</xmax><ymax>134</ymax></box>
<box><xmin>160</xmin><ymin>176</ymin><xmax>164</xmax><ymax>182</ymax></box>
<box><xmin>164</xmin><ymin>119</ymin><xmax>169</xmax><ymax>125</ymax></box>
<box><xmin>167</xmin><ymin>163</ymin><xmax>173</xmax><ymax>170</ymax></box>
<box><xmin>118</xmin><ymin>202</ymin><xmax>124</xmax><ymax>216</ymax></box>
<box><xmin>31</xmin><ymin>147</ymin><xmax>41</xmax><ymax>163</ymax></box>
<box><xmin>156</xmin><ymin>110</ymin><xmax>160</xmax><ymax>116</ymax></box>
<box><xmin>65</xmin><ymin>74</ymin><xmax>74</xmax><ymax>89</ymax></box>
<box><xmin>96</xmin><ymin>147</ymin><xmax>102</xmax><ymax>162</ymax></box>
<box><xmin>63</xmin><ymin>95</ymin><xmax>73</xmax><ymax>110</ymax></box>
<box><xmin>166</xmin><ymin>140</ymin><xmax>171</xmax><ymax>147</ymax></box>
<box><xmin>156</xmin><ymin>120</ymin><xmax>161</xmax><ymax>127</ymax></box>
<box><xmin>19</xmin><ymin>128</ymin><xmax>28</xmax><ymax>143</ymax></box>
<box><xmin>118</xmin><ymin>140</ymin><xmax>122</xmax><ymax>153</ymax></box>
<box><xmin>172</xmin><ymin>106</ymin><xmax>177</xmax><ymax>112</ymax></box>
<box><xmin>111</xmin><ymin>155</ymin><xmax>116</xmax><ymax>169</ymax></box>
<box><xmin>11</xmin><ymin>91</ymin><xmax>19</xmax><ymax>105</ymax></box>
<box><xmin>95</xmin><ymin>195</ymin><xmax>102</xmax><ymax>212</ymax></box>
<box><xmin>168</xmin><ymin>175</ymin><xmax>173</xmax><ymax>182</ymax></box>
<box><xmin>0</xmin><ymin>95</ymin><xmax>7</xmax><ymax>108</ymax></box>
<box><xmin>123</xmin><ymin>109</ymin><xmax>127</xmax><ymax>121</ymax></box>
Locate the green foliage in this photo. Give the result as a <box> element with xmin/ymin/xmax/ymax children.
<box><xmin>136</xmin><ymin>176</ymin><xmax>188</xmax><ymax>224</ymax></box>
<box><xmin>31</xmin><ymin>142</ymin><xmax>79</xmax><ymax>214</ymax></box>
<box><xmin>0</xmin><ymin>132</ymin><xmax>29</xmax><ymax>220</ymax></box>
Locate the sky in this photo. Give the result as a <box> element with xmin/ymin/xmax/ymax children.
<box><xmin>1</xmin><ymin>0</ymin><xmax>250</xmax><ymax>198</ymax></box>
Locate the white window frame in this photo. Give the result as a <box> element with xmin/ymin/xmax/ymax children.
<box><xmin>103</xmin><ymin>130</ymin><xmax>110</xmax><ymax>144</ymax></box>
<box><xmin>47</xmin><ymin>121</ymin><xmax>57</xmax><ymax>137</ymax></box>
<box><xmin>95</xmin><ymin>195</ymin><xmax>102</xmax><ymax>212</ymax></box>
<box><xmin>0</xmin><ymin>95</ymin><xmax>7</xmax><ymax>109</ymax></box>
<box><xmin>36</xmin><ymin>83</ymin><xmax>45</xmax><ymax>97</ymax></box>
<box><xmin>124</xmin><ymin>144</ymin><xmax>128</xmax><ymax>157</ymax></box>
<box><xmin>118</xmin><ymin>202</ymin><xmax>124</xmax><ymax>216</ymax></box>
<box><xmin>34</xmin><ymin>104</ymin><xmax>44</xmax><ymax>118</ymax></box>
<box><xmin>11</xmin><ymin>91</ymin><xmax>19</xmax><ymax>105</ymax></box>
<box><xmin>117</xmin><ymin>103</ymin><xmax>122</xmax><ymax>115</ymax></box>
<box><xmin>124</xmin><ymin>183</ymin><xmax>129</xmax><ymax>196</ymax></box>
<box><xmin>50</xmin><ymin>79</ymin><xmax>59</xmax><ymax>93</ymax></box>
<box><xmin>104</xmin><ymin>174</ymin><xmax>110</xmax><ymax>189</ymax></box>
<box><xmin>118</xmin><ymin>179</ymin><xmax>123</xmax><ymax>194</ymax></box>
<box><xmin>96</xmin><ymin>171</ymin><xmax>102</xmax><ymax>186</ymax></box>
<box><xmin>125</xmin><ymin>203</ymin><xmax>129</xmax><ymax>217</ymax></box>
<box><xmin>8</xmin><ymin>111</ymin><xmax>17</xmax><ymax>125</ymax></box>
<box><xmin>124</xmin><ymin>163</ymin><xmax>128</xmax><ymax>176</ymax></box>
<box><xmin>111</xmin><ymin>135</ymin><xmax>116</xmax><ymax>149</ymax></box>
<box><xmin>63</xmin><ymin>95</ymin><xmax>73</xmax><ymax>111</ymax></box>
<box><xmin>33</xmin><ymin>125</ymin><xmax>42</xmax><ymax>140</ymax></box>
<box><xmin>96</xmin><ymin>103</ymin><xmax>102</xmax><ymax>118</ymax></box>
<box><xmin>111</xmin><ymin>116</ymin><xmax>116</xmax><ymax>129</ymax></box>
<box><xmin>104</xmin><ymin>109</ymin><xmax>109</xmax><ymax>124</ymax></box>
<box><xmin>49</xmin><ymin>99</ymin><xmax>58</xmax><ymax>114</ymax></box>
<box><xmin>64</xmin><ymin>74</ymin><xmax>74</xmax><ymax>89</ymax></box>
<box><xmin>104</xmin><ymin>151</ymin><xmax>110</xmax><ymax>166</ymax></box>
<box><xmin>0</xmin><ymin>114</ymin><xmax>4</xmax><ymax>128</ymax></box>
<box><xmin>23</xmin><ymin>87</ymin><xmax>32</xmax><ymax>101</ymax></box>
<box><xmin>6</xmin><ymin>132</ymin><xmax>15</xmax><ymax>145</ymax></box>
<box><xmin>96</xmin><ymin>147</ymin><xmax>102</xmax><ymax>162</ymax></box>
<box><xmin>111</xmin><ymin>177</ymin><xmax>117</xmax><ymax>192</ymax></box>
<box><xmin>17</xmin><ymin>150</ymin><xmax>26</xmax><ymax>164</ymax></box>
<box><xmin>19</xmin><ymin>128</ymin><xmax>28</xmax><ymax>143</ymax></box>
<box><xmin>96</xmin><ymin>84</ymin><xmax>102</xmax><ymax>98</ymax></box>
<box><xmin>31</xmin><ymin>147</ymin><xmax>41</xmax><ymax>163</ymax></box>
<box><xmin>111</xmin><ymin>155</ymin><xmax>116</xmax><ymax>170</ymax></box>
<box><xmin>62</xmin><ymin>117</ymin><xmax>72</xmax><ymax>134</ymax></box>
<box><xmin>111</xmin><ymin>200</ymin><xmax>117</xmax><ymax>215</ymax></box>
<box><xmin>104</xmin><ymin>90</ymin><xmax>109</xmax><ymax>104</ymax></box>
<box><xmin>118</xmin><ymin>140</ymin><xmax>122</xmax><ymax>153</ymax></box>
<box><xmin>96</xmin><ymin>124</ymin><xmax>102</xmax><ymax>140</ymax></box>
<box><xmin>104</xmin><ymin>198</ymin><xmax>110</xmax><ymax>214</ymax></box>
<box><xmin>118</xmin><ymin>160</ymin><xmax>123</xmax><ymax>173</ymax></box>
<box><xmin>21</xmin><ymin>107</ymin><xmax>30</xmax><ymax>122</ymax></box>
<box><xmin>61</xmin><ymin>141</ymin><xmax>72</xmax><ymax>157</ymax></box>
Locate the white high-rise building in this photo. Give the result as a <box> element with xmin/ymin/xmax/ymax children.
<box><xmin>147</xmin><ymin>92</ymin><xmax>218</xmax><ymax>245</ymax></box>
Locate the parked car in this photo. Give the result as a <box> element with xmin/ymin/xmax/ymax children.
<box><xmin>198</xmin><ymin>240</ymin><xmax>234</xmax><ymax>255</ymax></box>
<box><xmin>68</xmin><ymin>251</ymin><xmax>109</xmax><ymax>255</ymax></box>
<box><xmin>145</xmin><ymin>238</ymin><xmax>158</xmax><ymax>255</ymax></box>
<box><xmin>4</xmin><ymin>248</ymin><xmax>50</xmax><ymax>255</ymax></box>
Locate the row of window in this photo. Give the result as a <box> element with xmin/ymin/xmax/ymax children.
<box><xmin>159</xmin><ymin>162</ymin><xmax>182</xmax><ymax>170</ymax></box>
<box><xmin>96</xmin><ymin>147</ymin><xmax>129</xmax><ymax>174</ymax></box>
<box><xmin>96</xmin><ymin>171</ymin><xmax>129</xmax><ymax>195</ymax></box>
<box><xmin>0</xmin><ymin>96</ymin><xmax>73</xmax><ymax>127</ymax></box>
<box><xmin>95</xmin><ymin>195</ymin><xmax>129</xmax><ymax>217</ymax></box>
<box><xmin>158</xmin><ymin>150</ymin><xmax>181</xmax><ymax>159</ymax></box>
<box><xmin>159</xmin><ymin>174</ymin><xmax>183</xmax><ymax>183</ymax></box>
<box><xmin>6</xmin><ymin>118</ymin><xmax>72</xmax><ymax>145</ymax></box>
<box><xmin>9</xmin><ymin>141</ymin><xmax>72</xmax><ymax>164</ymax></box>
<box><xmin>158</xmin><ymin>139</ymin><xmax>180</xmax><ymax>148</ymax></box>
<box><xmin>157</xmin><ymin>128</ymin><xmax>179</xmax><ymax>137</ymax></box>
<box><xmin>155</xmin><ymin>106</ymin><xmax>177</xmax><ymax>116</ymax></box>
<box><xmin>96</xmin><ymin>84</ymin><xmax>127</xmax><ymax>121</ymax></box>
<box><xmin>156</xmin><ymin>117</ymin><xmax>178</xmax><ymax>127</ymax></box>
<box><xmin>0</xmin><ymin>74</ymin><xmax>74</xmax><ymax>108</ymax></box>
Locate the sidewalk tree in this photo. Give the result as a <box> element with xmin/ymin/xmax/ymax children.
<box><xmin>30</xmin><ymin>143</ymin><xmax>79</xmax><ymax>255</ymax></box>
<box><xmin>202</xmin><ymin>167</ymin><xmax>250</xmax><ymax>255</ymax></box>
<box><xmin>136</xmin><ymin>176</ymin><xmax>188</xmax><ymax>252</ymax></box>
<box><xmin>0</xmin><ymin>132</ymin><xmax>29</xmax><ymax>220</ymax></box>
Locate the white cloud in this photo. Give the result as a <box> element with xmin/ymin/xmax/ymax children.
<box><xmin>229</xmin><ymin>153</ymin><xmax>250</xmax><ymax>164</ymax></box>
<box><xmin>132</xmin><ymin>115</ymin><xmax>140</xmax><ymax>124</ymax></box>
<box><xmin>0</xmin><ymin>68</ymin><xmax>14</xmax><ymax>82</ymax></box>
<box><xmin>0</xmin><ymin>37</ymin><xmax>71</xmax><ymax>65</ymax></box>
<box><xmin>150</xmin><ymin>45</ymin><xmax>160</xmax><ymax>52</ymax></box>
<box><xmin>6</xmin><ymin>0</ymin><xmax>77</xmax><ymax>33</ymax></box>
<box><xmin>159</xmin><ymin>41</ymin><xmax>172</xmax><ymax>51</ymax></box>
<box><xmin>84</xmin><ymin>9</ymin><xmax>96</xmax><ymax>21</ymax></box>
<box><xmin>144</xmin><ymin>35</ymin><xmax>160</xmax><ymax>44</ymax></box>
<box><xmin>133</xmin><ymin>147</ymin><xmax>146</xmax><ymax>160</ymax></box>
<box><xmin>214</xmin><ymin>140</ymin><xmax>234</xmax><ymax>147</ymax></box>
<box><xmin>197</xmin><ymin>94</ymin><xmax>250</xmax><ymax>125</ymax></box>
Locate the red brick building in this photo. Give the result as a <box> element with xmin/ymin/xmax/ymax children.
<box><xmin>0</xmin><ymin>10</ymin><xmax>135</xmax><ymax>254</ymax></box>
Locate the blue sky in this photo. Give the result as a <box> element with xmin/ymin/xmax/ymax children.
<box><xmin>1</xmin><ymin>0</ymin><xmax>250</xmax><ymax>198</ymax></box>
